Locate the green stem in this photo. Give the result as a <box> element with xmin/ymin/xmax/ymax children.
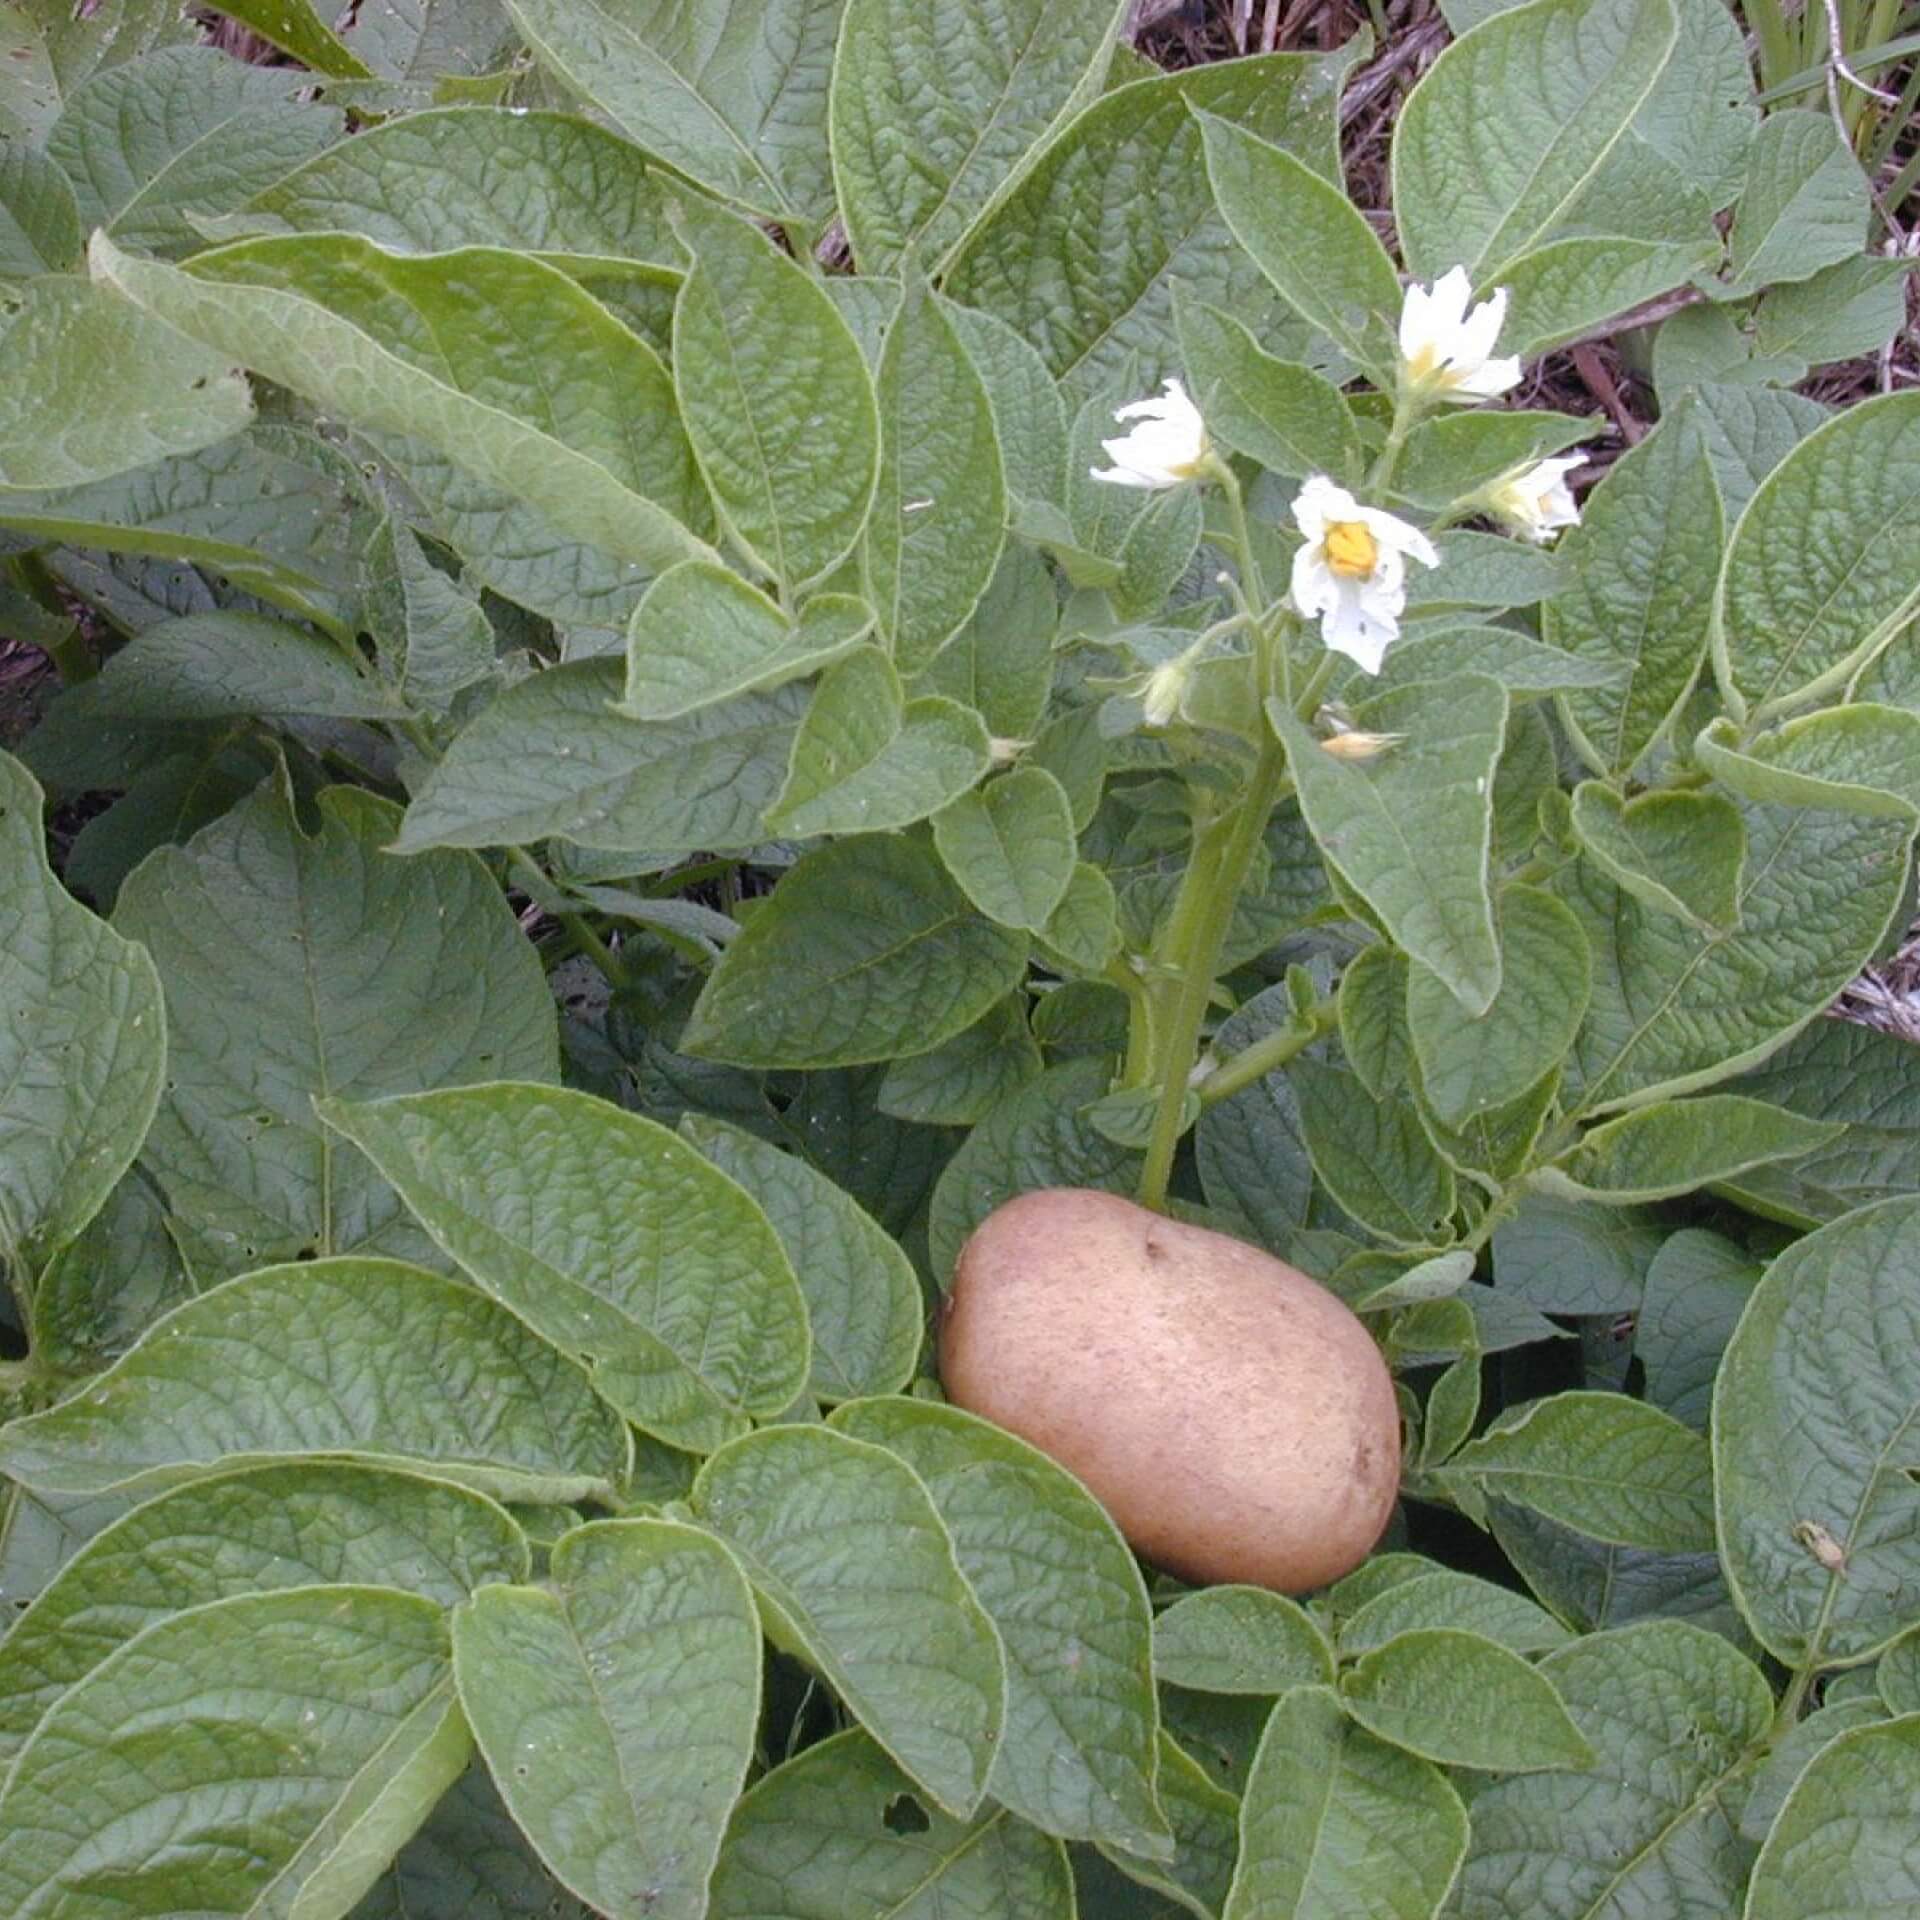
<box><xmin>1195</xmin><ymin>996</ymin><xmax>1337</xmax><ymax>1106</ymax></box>
<box><xmin>1369</xmin><ymin>390</ymin><xmax>1423</xmax><ymax>496</ymax></box>
<box><xmin>507</xmin><ymin>847</ymin><xmax>629</xmax><ymax>989</ymax></box>
<box><xmin>1136</xmin><ymin>734</ymin><xmax>1291</xmax><ymax>1211</ymax></box>
<box><xmin>1291</xmin><ymin>649</ymin><xmax>1341</xmax><ymax>723</ymax></box>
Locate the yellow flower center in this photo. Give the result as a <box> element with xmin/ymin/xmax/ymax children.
<box><xmin>1324</xmin><ymin>519</ymin><xmax>1379</xmax><ymax>579</ymax></box>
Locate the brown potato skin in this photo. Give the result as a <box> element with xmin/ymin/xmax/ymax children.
<box><xmin>939</xmin><ymin>1187</ymin><xmax>1400</xmax><ymax>1594</ymax></box>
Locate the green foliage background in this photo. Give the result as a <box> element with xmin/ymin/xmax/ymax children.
<box><xmin>2</xmin><ymin>0</ymin><xmax>1919</xmax><ymax>1915</ymax></box>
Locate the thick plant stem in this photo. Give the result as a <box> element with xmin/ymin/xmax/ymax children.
<box><xmin>1136</xmin><ymin>734</ymin><xmax>1290</xmax><ymax>1211</ymax></box>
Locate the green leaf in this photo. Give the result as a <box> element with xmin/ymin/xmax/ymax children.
<box><xmin>767</xmin><ymin>647</ymin><xmax>992</xmax><ymax>835</ymax></box>
<box><xmin>1684</xmin><ymin>382</ymin><xmax>1828</xmax><ymax>516</ymax></box>
<box><xmin>913</xmin><ymin>549</ymin><xmax>1056</xmax><ymax>744</ymax></box>
<box><xmin>1340</xmin><ymin>1629</ymin><xmax>1594</xmax><ymax>1773</ymax></box>
<box><xmin>868</xmin><ymin>283</ymin><xmax>1008</xmax><ymax>671</ymax></box>
<box><xmin>1292</xmin><ymin>1059</ymin><xmax>1457</xmax><ymax>1246</ymax></box>
<box><xmin>876</xmin><ymin>993</ymin><xmax>1042</xmax><ymax>1126</ymax></box>
<box><xmin>944</xmin><ymin>49</ymin><xmax>1357</xmax><ymax>395</ymax></box>
<box><xmin>1406</xmin><ymin>885</ymin><xmax>1589</xmax><ymax>1126</ymax></box>
<box><xmin>1196</xmin><ymin>985</ymin><xmax>1315</xmax><ymax>1247</ymax></box>
<box><xmin>926</xmin><ymin>1057</ymin><xmax>1139</xmax><ymax>1279</ymax></box>
<box><xmin>1334</xmin><ymin>1569</ymin><xmax>1573</xmax><ymax>1657</ymax></box>
<box><xmin>830</xmin><ymin>0</ymin><xmax>1125</xmax><ymax>271</ymax></box>
<box><xmin>0</xmin><ymin>144</ymin><xmax>82</xmax><ymax>276</ymax></box>
<box><xmin>1486</xmin><ymin>143</ymin><xmax>1719</xmax><ymax>355</ymax></box>
<box><xmin>708</xmin><ymin>1728</ymin><xmax>1075</xmax><ymax>1918</ymax></box>
<box><xmin>1726</xmin><ymin>110</ymin><xmax>1869</xmax><ymax>295</ymax></box>
<box><xmin>1568</xmin><ymin>783</ymin><xmax>1745</xmax><ymax>932</ymax></box>
<box><xmin>1492</xmin><ymin>1188</ymin><xmax>1662</xmax><ymax>1314</ymax></box>
<box><xmin>365</xmin><ymin>520</ymin><xmax>495</xmax><ymax>711</ymax></box>
<box><xmin>1543</xmin><ymin>404</ymin><xmax>1724</xmax><ymax>774</ymax></box>
<box><xmin>1340</xmin><ymin>943</ymin><xmax>1413</xmax><ymax>1099</ymax></box>
<box><xmin>1442</xmin><ymin>1391</ymin><xmax>1716</xmax><ymax>1551</ymax></box>
<box><xmin>197</xmin><ymin>0</ymin><xmax>372</xmax><ymax>74</ymax></box>
<box><xmin>693</xmin><ymin>1424</ymin><xmax>1005</xmax><ymax>1816</ymax></box>
<box><xmin>0</xmin><ymin>1586</ymin><xmax>462</xmax><ymax>1920</ymax></box>
<box><xmin>619</xmin><ymin>560</ymin><xmax>872</xmax><ymax>722</ymax></box>
<box><xmin>1554</xmin><ymin>797</ymin><xmax>1916</xmax><ymax>1114</ymax></box>
<box><xmin>1392</xmin><ymin>0</ymin><xmax>1679</xmax><ymax>284</ymax></box>
<box><xmin>1153</xmin><ymin>1586</ymin><xmax>1335</xmax><ymax>1695</ymax></box>
<box><xmin>0</xmin><ymin>751</ymin><xmax>164</xmax><ymax>1272</ymax></box>
<box><xmin>1885</xmin><ymin>1632</ymin><xmax>1920</xmax><ymax>1714</ymax></box>
<box><xmin>678</xmin><ymin>1115</ymin><xmax>921</xmax><ymax>1402</ymax></box>
<box><xmin>1736</xmin><ymin>1696</ymin><xmax>1890</xmax><ymax>1845</ymax></box>
<box><xmin>1715</xmin><ymin>1196</ymin><xmax>1920</xmax><ymax>1666</ymax></box>
<box><xmin>350</xmin><ymin>1762</ymin><xmax>595</xmax><ymax>1920</ymax></box>
<box><xmin>0</xmin><ymin>1257</ymin><xmax>629</xmax><ymax>1504</ymax></box>
<box><xmin>1409</xmin><ymin>529</ymin><xmax>1567</xmax><ymax>612</ymax></box>
<box><xmin>1636</xmin><ymin>1228</ymin><xmax>1762</xmax><ymax>1429</ymax></box>
<box><xmin>1553</xmin><ymin>1094</ymin><xmax>1843</xmax><ymax>1202</ymax></box>
<box><xmin>1484</xmin><ymin>1499</ymin><xmax>1751</xmax><ymax>1648</ymax></box>
<box><xmin>1451</xmin><ymin>1620</ymin><xmax>1773</xmax><ymax>1920</ymax></box>
<box><xmin>944</xmin><ymin>301</ymin><xmax>1069</xmax><ymax>507</ymax></box>
<box><xmin>1415</xmin><ymin>1062</ymin><xmax>1561</xmax><ymax>1188</ymax></box>
<box><xmin>671</xmin><ymin>193</ymin><xmax>878</xmax><ymax>593</ymax></box>
<box><xmin>86</xmin><ymin>611</ymin><xmax>403</xmax><ymax>722</ymax></box>
<box><xmin>1393</xmin><ymin>409</ymin><xmax>1596</xmax><ymax>511</ymax></box>
<box><xmin>1753</xmin><ymin>255</ymin><xmax>1915</xmax><ymax>370</ymax></box>
<box><xmin>239</xmin><ymin>105</ymin><xmax>679</xmax><ymax>268</ymax></box>
<box><xmin>1629</xmin><ymin>0</ymin><xmax>1758</xmax><ymax>203</ymax></box>
<box><xmin>1226</xmin><ymin>1686</ymin><xmax>1469</xmax><ymax>1920</ymax></box>
<box><xmin>932</xmin><ymin>765</ymin><xmax>1078</xmax><ymax>932</ymax></box>
<box><xmin>1100</xmin><ymin>1731</ymin><xmax>1241</xmax><ymax>1919</ymax></box>
<box><xmin>0</xmin><ymin>427</ymin><xmax>369</xmax><ymax>628</ymax></box>
<box><xmin>833</xmin><ymin>1396</ymin><xmax>1169</xmax><ymax>1856</ymax></box>
<box><xmin>1745</xmin><ymin>1714</ymin><xmax>1920</xmax><ymax>1918</ymax></box>
<box><xmin>685</xmin><ymin>833</ymin><xmax>1025</xmax><ymax>1068</ymax></box>
<box><xmin>1714</xmin><ymin>392</ymin><xmax>1920</xmax><ymax>714</ymax></box>
<box><xmin>452</xmin><ymin>1519</ymin><xmax>760</xmax><ymax>1920</ymax></box>
<box><xmin>47</xmin><ymin>44</ymin><xmax>342</xmax><ymax>257</ymax></box>
<box><xmin>1039</xmin><ymin>859</ymin><xmax>1122</xmax><ymax>976</ymax></box>
<box><xmin>1269</xmin><ymin>676</ymin><xmax>1508</xmax><ymax>1014</ymax></box>
<box><xmin>1696</xmin><ymin>705</ymin><xmax>1920</xmax><ymax>818</ymax></box>
<box><xmin>114</xmin><ymin>777</ymin><xmax>555</xmax><ymax>1278</ymax></box>
<box><xmin>0</xmin><ymin>0</ymin><xmax>193</xmax><ymax>146</ymax></box>
<box><xmin>397</xmin><ymin>663</ymin><xmax>804</xmax><ymax>856</ymax></box>
<box><xmin>503</xmin><ymin>0</ymin><xmax>841</xmax><ymax>223</ymax></box>
<box><xmin>1722</xmin><ymin>1019</ymin><xmax>1920</xmax><ymax>1222</ymax></box>
<box><xmin>320</xmin><ymin>1083</ymin><xmax>810</xmax><ymax>1454</ymax></box>
<box><xmin>26</xmin><ymin>1169</ymin><xmax>189</xmax><ymax>1374</ymax></box>
<box><xmin>1175</xmin><ymin>292</ymin><xmax>1363</xmax><ymax>482</ymax></box>
<box><xmin>1197</xmin><ymin>111</ymin><xmax>1403</xmax><ymax>379</ymax></box>
<box><xmin>0</xmin><ymin>1463</ymin><xmax>527</xmax><ymax>1763</ymax></box>
<box><xmin>91</xmin><ymin>232</ymin><xmax>714</xmax><ymax>578</ymax></box>
<box><xmin>0</xmin><ymin>275</ymin><xmax>254</xmax><ymax>492</ymax></box>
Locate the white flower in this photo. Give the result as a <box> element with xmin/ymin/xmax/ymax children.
<box><xmin>1090</xmin><ymin>378</ymin><xmax>1209</xmax><ymax>489</ymax></box>
<box><xmin>1398</xmin><ymin>265</ymin><xmax>1522</xmax><ymax>402</ymax></box>
<box><xmin>1486</xmin><ymin>452</ymin><xmax>1586</xmax><ymax>543</ymax></box>
<box><xmin>1289</xmin><ymin>475</ymin><xmax>1439</xmax><ymax>675</ymax></box>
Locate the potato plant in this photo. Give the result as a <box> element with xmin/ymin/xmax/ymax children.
<box><xmin>2</xmin><ymin>0</ymin><xmax>1919</xmax><ymax>1914</ymax></box>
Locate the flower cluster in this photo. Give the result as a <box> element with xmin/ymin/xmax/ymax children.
<box><xmin>1090</xmin><ymin>267</ymin><xmax>1591</xmax><ymax>679</ymax></box>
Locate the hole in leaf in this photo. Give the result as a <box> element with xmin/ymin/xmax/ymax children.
<box><xmin>882</xmin><ymin>1793</ymin><xmax>930</xmax><ymax>1836</ymax></box>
